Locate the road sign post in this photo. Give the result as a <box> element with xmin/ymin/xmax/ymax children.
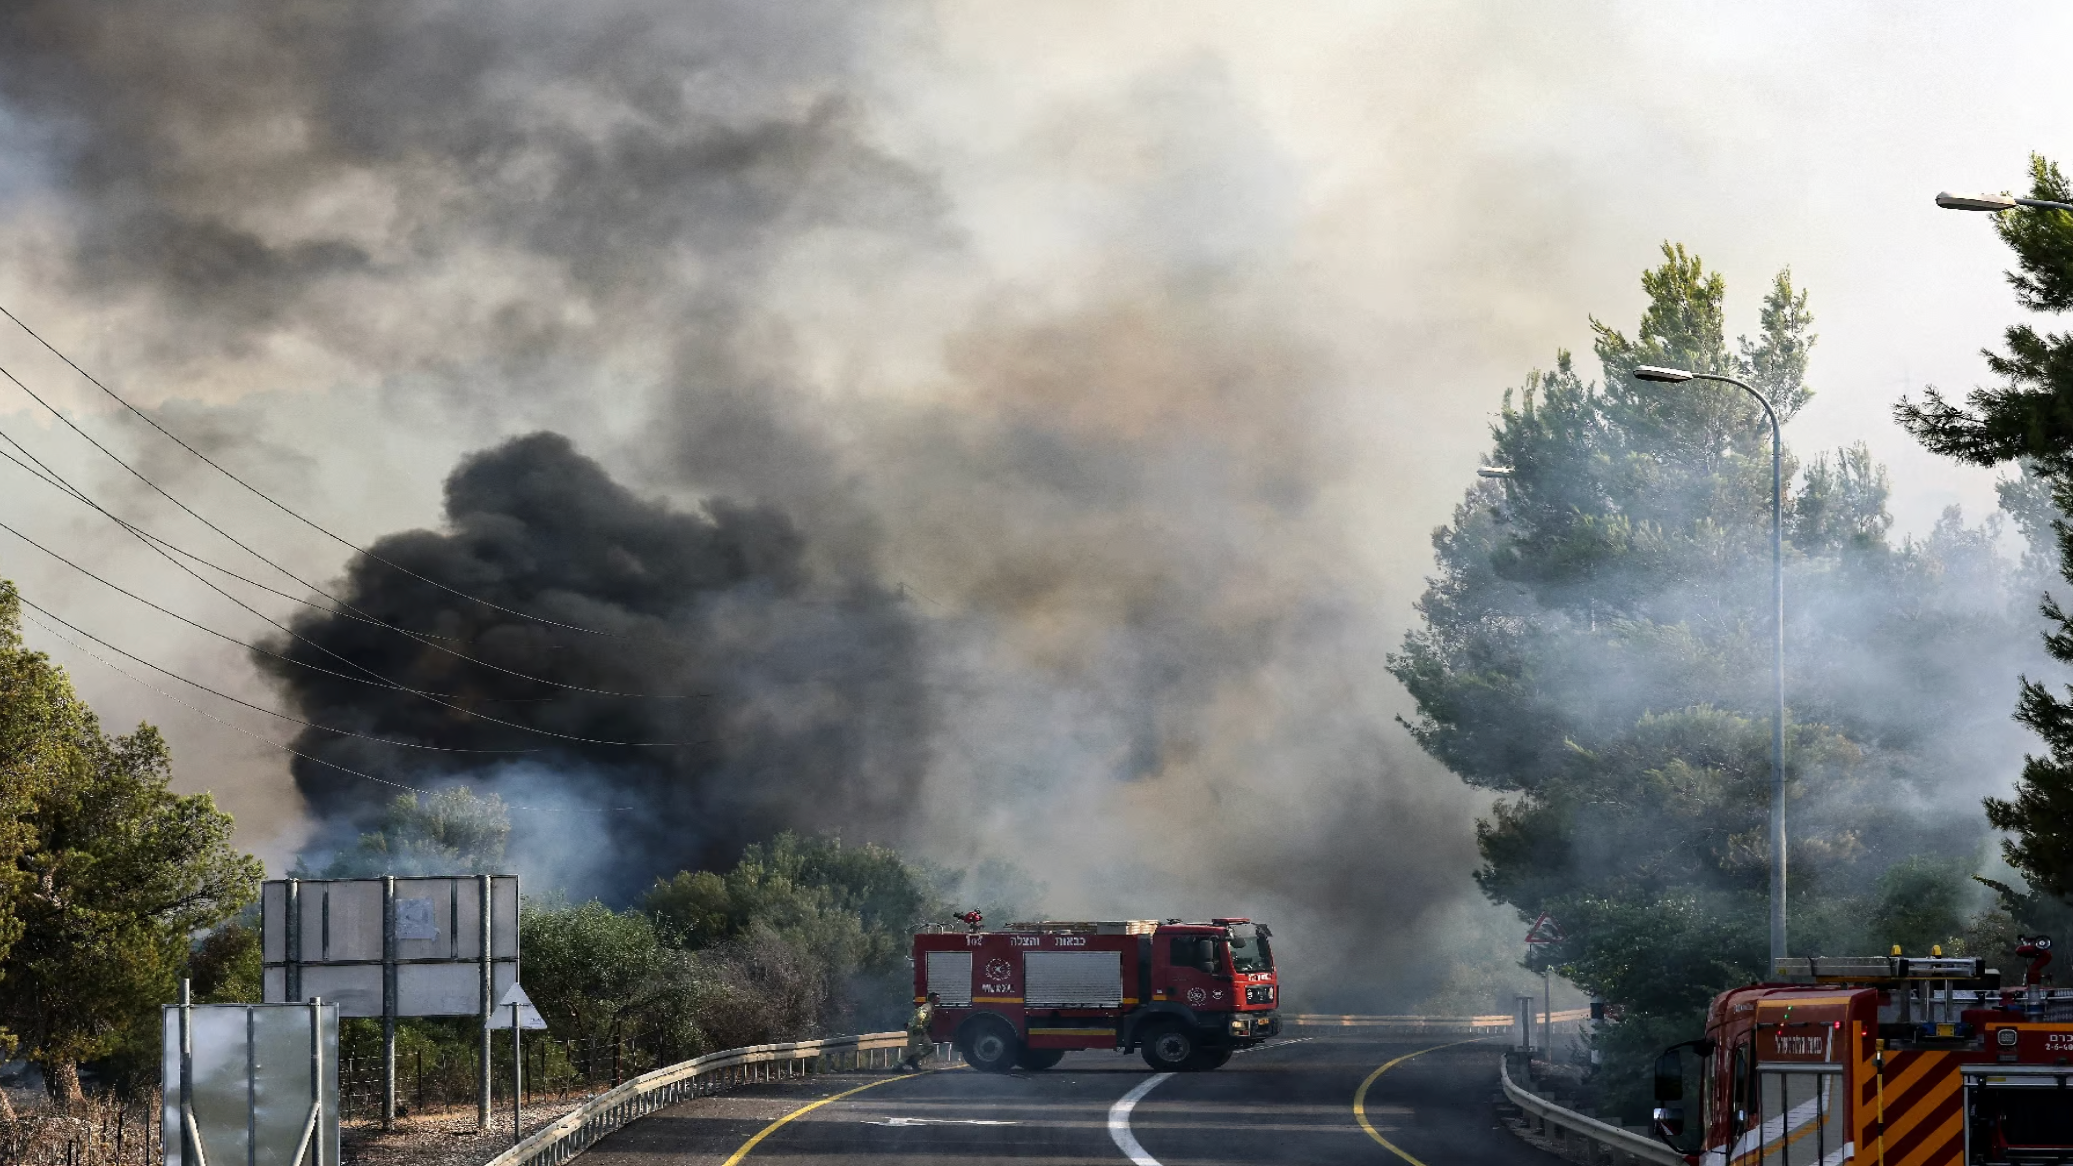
<box><xmin>1524</xmin><ymin>914</ymin><xmax>1563</xmax><ymax>1062</ymax></box>
<box><xmin>488</xmin><ymin>985</ymin><xmax>545</xmax><ymax>1145</ymax></box>
<box><xmin>479</xmin><ymin>874</ymin><xmax>493</xmax><ymax>1131</ymax></box>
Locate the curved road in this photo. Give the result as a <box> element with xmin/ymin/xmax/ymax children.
<box><xmin>574</xmin><ymin>1036</ymin><xmax>1561</xmax><ymax>1165</ymax></box>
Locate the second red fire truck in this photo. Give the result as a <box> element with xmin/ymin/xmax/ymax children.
<box><xmin>1650</xmin><ymin>938</ymin><xmax>2073</xmax><ymax>1165</ymax></box>
<box><xmin>911</xmin><ymin>917</ymin><xmax>1281</xmax><ymax>1072</ymax></box>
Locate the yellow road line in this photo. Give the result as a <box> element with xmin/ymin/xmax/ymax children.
<box><xmin>1352</xmin><ymin>1038</ymin><xmax>1488</xmax><ymax>1166</ymax></box>
<box><xmin>720</xmin><ymin>1071</ymin><xmax>926</xmax><ymax>1165</ymax></box>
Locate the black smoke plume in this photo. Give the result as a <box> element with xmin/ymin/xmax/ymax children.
<box><xmin>259</xmin><ymin>431</ymin><xmax>926</xmax><ymax>895</ymax></box>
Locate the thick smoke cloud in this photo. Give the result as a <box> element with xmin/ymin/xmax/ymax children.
<box><xmin>260</xmin><ymin>431</ymin><xmax>926</xmax><ymax>898</ymax></box>
<box><xmin>0</xmin><ymin>0</ymin><xmax>1753</xmax><ymax>1010</ymax></box>
<box><xmin>0</xmin><ymin>0</ymin><xmax>938</xmax><ymax>407</ymax></box>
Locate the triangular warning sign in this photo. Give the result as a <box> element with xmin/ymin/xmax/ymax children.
<box><xmin>489</xmin><ymin>983</ymin><xmax>548</xmax><ymax>1029</ymax></box>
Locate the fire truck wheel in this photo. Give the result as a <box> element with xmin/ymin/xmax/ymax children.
<box><xmin>1139</xmin><ymin>1022</ymin><xmax>1199</xmax><ymax>1071</ymax></box>
<box><xmin>959</xmin><ymin>1017</ymin><xmax>1021</xmax><ymax>1073</ymax></box>
<box><xmin>1014</xmin><ymin>1047</ymin><xmax>1065</xmax><ymax>1070</ymax></box>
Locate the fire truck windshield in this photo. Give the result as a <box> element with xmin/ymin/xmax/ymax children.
<box><xmin>1228</xmin><ymin>925</ymin><xmax>1273</xmax><ymax>973</ymax></box>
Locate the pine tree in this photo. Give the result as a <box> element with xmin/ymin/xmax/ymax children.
<box><xmin>309</xmin><ymin>787</ymin><xmax>512</xmax><ymax>876</ymax></box>
<box><xmin>0</xmin><ymin>579</ymin><xmax>261</xmax><ymax>1099</ymax></box>
<box><xmin>1900</xmin><ymin>155</ymin><xmax>2073</xmax><ymax>929</ymax></box>
<box><xmin>0</xmin><ymin>580</ymin><xmax>54</xmax><ymax>1069</ymax></box>
<box><xmin>1396</xmin><ymin>245</ymin><xmax>2039</xmax><ymax>1117</ymax></box>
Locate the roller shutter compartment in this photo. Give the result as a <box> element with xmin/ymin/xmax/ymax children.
<box><xmin>924</xmin><ymin>951</ymin><xmax>974</xmax><ymax>1006</ymax></box>
<box><xmin>1023</xmin><ymin>951</ymin><xmax>1123</xmax><ymax>1007</ymax></box>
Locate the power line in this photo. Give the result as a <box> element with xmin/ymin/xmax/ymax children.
<box><xmin>0</xmin><ymin>437</ymin><xmax>435</xmax><ymax>636</ymax></box>
<box><xmin>20</xmin><ymin>605</ymin><xmax>433</xmax><ymax>795</ymax></box>
<box><xmin>16</xmin><ymin>605</ymin><xmax>638</xmax><ymax>812</ymax></box>
<box><xmin>0</xmin><ymin>430</ymin><xmax>699</xmax><ymax>696</ymax></box>
<box><xmin>0</xmin><ymin>445</ymin><xmax>575</xmax><ymax>707</ymax></box>
<box><xmin>2</xmin><ymin>303</ymin><xmax>636</xmax><ymax>638</ymax></box>
<box><xmin>0</xmin><ymin>492</ymin><xmax>535</xmax><ymax>702</ymax></box>
<box><xmin>0</xmin><ymin>428</ymin><xmax>87</xmax><ymax>501</ymax></box>
<box><xmin>0</xmin><ymin>422</ymin><xmax>570</xmax><ymax>707</ymax></box>
<box><xmin>17</xmin><ymin>592</ymin><xmax>536</xmax><ymax>754</ymax></box>
<box><xmin>0</xmin><ymin>368</ymin><xmax>696</xmax><ymax>699</ymax></box>
<box><xmin>0</xmin><ymin>516</ymin><xmax>694</xmax><ymax>748</ymax></box>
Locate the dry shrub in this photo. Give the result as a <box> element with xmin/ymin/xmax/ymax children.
<box><xmin>0</xmin><ymin>1089</ymin><xmax>161</xmax><ymax>1166</ymax></box>
<box><xmin>687</xmin><ymin>931</ymin><xmax>829</xmax><ymax>1052</ymax></box>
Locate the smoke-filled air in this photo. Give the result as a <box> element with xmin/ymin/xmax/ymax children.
<box><xmin>3</xmin><ymin>2</ymin><xmax>2073</xmax><ymax>1084</ymax></box>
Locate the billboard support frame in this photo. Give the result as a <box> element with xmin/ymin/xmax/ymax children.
<box><xmin>381</xmin><ymin>875</ymin><xmax>397</xmax><ymax>1132</ymax></box>
<box><xmin>177</xmin><ymin>981</ymin><xmax>203</xmax><ymax>1166</ymax></box>
<box><xmin>479</xmin><ymin>873</ymin><xmax>494</xmax><ymax>1131</ymax></box>
<box><xmin>166</xmin><ymin>981</ymin><xmax>335</xmax><ymax>1166</ymax></box>
<box><xmin>262</xmin><ymin>874</ymin><xmax>516</xmax><ymax>1132</ymax></box>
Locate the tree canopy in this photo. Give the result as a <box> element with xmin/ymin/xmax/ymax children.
<box><xmin>1393</xmin><ymin>245</ymin><xmax>2042</xmax><ymax>1116</ymax></box>
<box><xmin>1899</xmin><ymin>154</ymin><xmax>2073</xmax><ymax>935</ymax></box>
<box><xmin>0</xmin><ymin>579</ymin><xmax>262</xmax><ymax>1098</ymax></box>
<box><xmin>306</xmin><ymin>786</ymin><xmax>513</xmax><ymax>877</ymax></box>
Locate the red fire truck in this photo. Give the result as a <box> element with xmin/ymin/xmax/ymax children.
<box><xmin>1649</xmin><ymin>939</ymin><xmax>2073</xmax><ymax>1165</ymax></box>
<box><xmin>911</xmin><ymin>918</ymin><xmax>1281</xmax><ymax>1072</ymax></box>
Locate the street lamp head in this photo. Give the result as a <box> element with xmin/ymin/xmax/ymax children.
<box><xmin>1633</xmin><ymin>365</ymin><xmax>1695</xmax><ymax>384</ymax></box>
<box><xmin>1476</xmin><ymin>467</ymin><xmax>1514</xmax><ymax>479</ymax></box>
<box><xmin>1936</xmin><ymin>191</ymin><xmax>2018</xmax><ymax>212</ymax></box>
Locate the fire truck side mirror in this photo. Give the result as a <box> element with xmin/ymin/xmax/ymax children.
<box><xmin>1652</xmin><ymin>1052</ymin><xmax>1683</xmax><ymax>1102</ymax></box>
<box><xmin>1651</xmin><ymin>1103</ymin><xmax>1685</xmax><ymax>1140</ymax></box>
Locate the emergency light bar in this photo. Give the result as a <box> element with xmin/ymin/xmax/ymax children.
<box><xmin>1773</xmin><ymin>955</ymin><xmax>1988</xmax><ymax>982</ymax></box>
<box><xmin>1003</xmin><ymin>920</ymin><xmax>1160</xmax><ymax>935</ymax></box>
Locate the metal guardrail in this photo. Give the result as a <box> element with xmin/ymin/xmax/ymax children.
<box><xmin>1293</xmin><ymin>1007</ymin><xmax>1592</xmax><ymax>1032</ymax></box>
<box><xmin>477</xmin><ymin>1017</ymin><xmax>1650</xmax><ymax>1166</ymax></box>
<box><xmin>1498</xmin><ymin>1054</ymin><xmax>1684</xmax><ymax>1166</ymax></box>
<box><xmin>480</xmin><ymin>1030</ymin><xmax>953</xmax><ymax>1166</ymax></box>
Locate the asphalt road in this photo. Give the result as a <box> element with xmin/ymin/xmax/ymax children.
<box><xmin>574</xmin><ymin>1035</ymin><xmax>1563</xmax><ymax>1165</ymax></box>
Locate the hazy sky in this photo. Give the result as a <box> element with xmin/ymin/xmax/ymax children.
<box><xmin>0</xmin><ymin>3</ymin><xmax>2063</xmax><ymax>968</ymax></box>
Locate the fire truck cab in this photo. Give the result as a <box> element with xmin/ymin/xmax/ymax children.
<box><xmin>1651</xmin><ymin>945</ymin><xmax>2073</xmax><ymax>1165</ymax></box>
<box><xmin>911</xmin><ymin>918</ymin><xmax>1281</xmax><ymax>1073</ymax></box>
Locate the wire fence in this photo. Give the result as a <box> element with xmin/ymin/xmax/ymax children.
<box><xmin>0</xmin><ymin>1021</ymin><xmax>827</xmax><ymax>1166</ymax></box>
<box><xmin>339</xmin><ymin>1025</ymin><xmax>693</xmax><ymax>1119</ymax></box>
<box><xmin>0</xmin><ymin>1091</ymin><xmax>163</xmax><ymax>1166</ymax></box>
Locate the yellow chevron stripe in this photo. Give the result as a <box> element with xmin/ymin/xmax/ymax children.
<box><xmin>1889</xmin><ymin>1073</ymin><xmax>1962</xmax><ymax>1166</ymax></box>
<box><xmin>1880</xmin><ymin>1052</ymin><xmax>1939</xmax><ymax>1100</ymax></box>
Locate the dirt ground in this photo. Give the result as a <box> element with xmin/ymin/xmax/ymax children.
<box><xmin>341</xmin><ymin>1095</ymin><xmax>607</xmax><ymax>1166</ymax></box>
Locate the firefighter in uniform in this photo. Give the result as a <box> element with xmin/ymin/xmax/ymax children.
<box><xmin>899</xmin><ymin>993</ymin><xmax>938</xmax><ymax>1072</ymax></box>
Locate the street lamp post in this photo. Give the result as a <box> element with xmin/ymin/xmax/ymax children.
<box><xmin>1935</xmin><ymin>191</ymin><xmax>2073</xmax><ymax>214</ymax></box>
<box><xmin>1633</xmin><ymin>364</ymin><xmax>1787</xmax><ymax>969</ymax></box>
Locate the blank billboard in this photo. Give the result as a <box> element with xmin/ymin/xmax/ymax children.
<box><xmin>260</xmin><ymin>876</ymin><xmax>518</xmax><ymax>1018</ymax></box>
